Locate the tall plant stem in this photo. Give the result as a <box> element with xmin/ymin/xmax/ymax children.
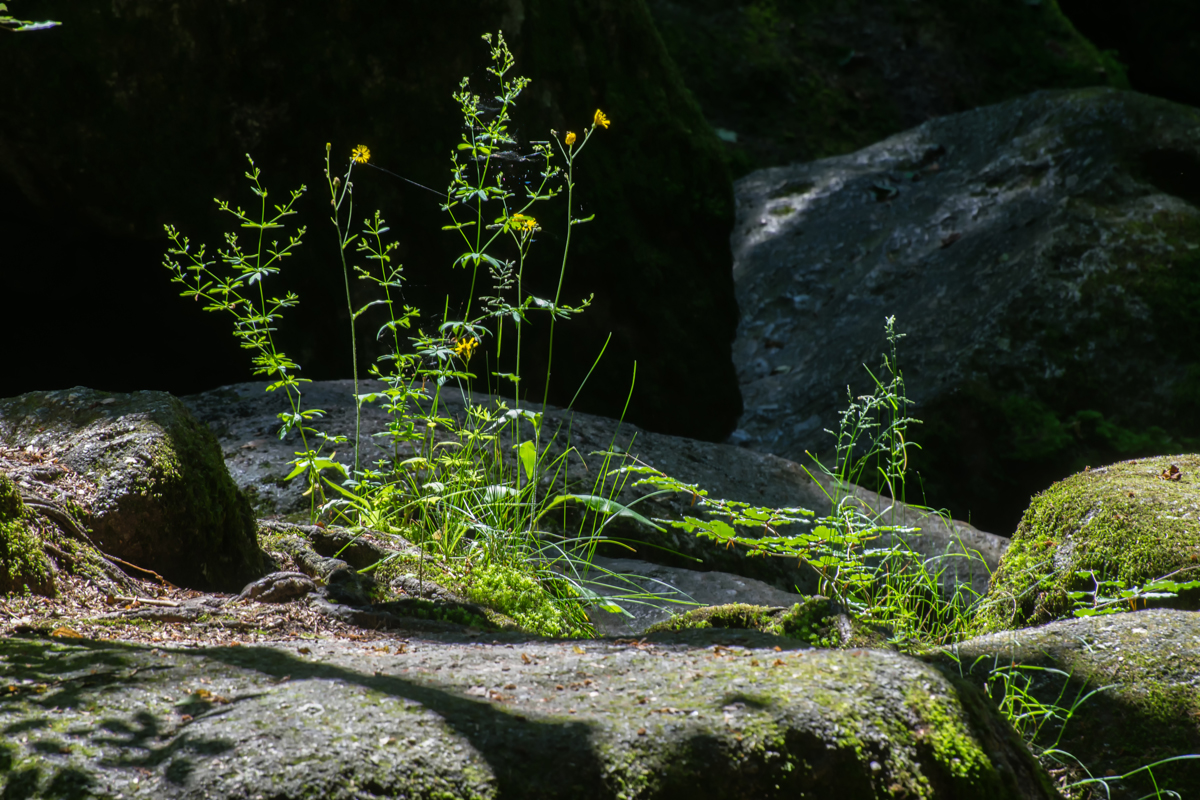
<box><xmin>541</xmin><ymin>158</ymin><xmax>576</xmax><ymax>414</ymax></box>
<box><xmin>332</xmin><ymin>163</ymin><xmax>361</xmax><ymax>476</ymax></box>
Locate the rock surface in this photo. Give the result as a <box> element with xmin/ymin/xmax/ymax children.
<box><xmin>0</xmin><ymin>0</ymin><xmax>741</xmax><ymax>442</ymax></box>
<box><xmin>931</xmin><ymin>608</ymin><xmax>1200</xmax><ymax>799</ymax></box>
<box><xmin>973</xmin><ymin>454</ymin><xmax>1200</xmax><ymax>634</ymax></box>
<box><xmin>647</xmin><ymin>0</ymin><xmax>1126</xmax><ymax>175</ymax></box>
<box><xmin>729</xmin><ymin>88</ymin><xmax>1200</xmax><ymax>535</ymax></box>
<box><xmin>0</xmin><ymin>387</ymin><xmax>264</xmax><ymax>592</ymax></box>
<box><xmin>0</xmin><ymin>629</ymin><xmax>1056</xmax><ymax>799</ymax></box>
<box><xmin>182</xmin><ymin>380</ymin><xmax>1007</xmax><ymax>599</ymax></box>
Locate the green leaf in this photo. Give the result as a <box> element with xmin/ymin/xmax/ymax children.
<box><xmin>283</xmin><ymin>462</ymin><xmax>308</xmax><ymax>481</ymax></box>
<box><xmin>309</xmin><ymin>458</ymin><xmax>348</xmax><ymax>478</ymax></box>
<box><xmin>538</xmin><ymin>494</ymin><xmax>665</xmax><ymax>532</ymax></box>
<box><xmin>516</xmin><ymin>440</ymin><xmax>537</xmax><ymax>483</ymax></box>
<box><xmin>1142</xmin><ymin>578</ymin><xmax>1200</xmax><ymax>594</ymax></box>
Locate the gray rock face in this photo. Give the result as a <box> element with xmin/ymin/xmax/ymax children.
<box><xmin>183</xmin><ymin>380</ymin><xmax>1007</xmax><ymax>599</ymax></box>
<box><xmin>729</xmin><ymin>88</ymin><xmax>1200</xmax><ymax>533</ymax></box>
<box><xmin>0</xmin><ymin>387</ymin><xmax>263</xmax><ymax>592</ymax></box>
<box><xmin>0</xmin><ymin>631</ymin><xmax>1056</xmax><ymax>799</ymax></box>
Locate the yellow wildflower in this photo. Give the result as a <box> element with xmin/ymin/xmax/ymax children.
<box><xmin>454</xmin><ymin>337</ymin><xmax>478</xmax><ymax>361</ymax></box>
<box><xmin>509</xmin><ymin>213</ymin><xmax>537</xmax><ymax>233</ymax></box>
<box><xmin>351</xmin><ymin>145</ymin><xmax>371</xmax><ymax>164</ymax></box>
<box><xmin>565</xmin><ymin>131</ymin><xmax>577</xmax><ymax>146</ymax></box>
<box><xmin>594</xmin><ymin>109</ymin><xmax>610</xmax><ymax>129</ymax></box>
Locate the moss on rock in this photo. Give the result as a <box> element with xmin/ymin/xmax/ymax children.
<box><xmin>972</xmin><ymin>455</ymin><xmax>1200</xmax><ymax>634</ymax></box>
<box><xmin>644</xmin><ymin>599</ymin><xmax>893</xmax><ymax>649</ymax></box>
<box><xmin>935</xmin><ymin>608</ymin><xmax>1200</xmax><ymax>798</ymax></box>
<box><xmin>0</xmin><ymin>388</ymin><xmax>265</xmax><ymax>592</ymax></box>
<box><xmin>0</xmin><ymin>472</ymin><xmax>53</xmax><ymax>597</ymax></box>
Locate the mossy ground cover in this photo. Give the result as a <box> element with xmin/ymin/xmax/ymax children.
<box><xmin>972</xmin><ymin>454</ymin><xmax>1200</xmax><ymax>635</ymax></box>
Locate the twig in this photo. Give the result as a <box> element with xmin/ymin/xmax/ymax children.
<box><xmin>111</xmin><ymin>595</ymin><xmax>180</xmax><ymax>608</ymax></box>
<box><xmin>104</xmin><ymin>555</ymin><xmax>171</xmax><ymax>586</ymax></box>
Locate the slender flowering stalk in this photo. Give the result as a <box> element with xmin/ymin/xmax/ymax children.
<box><xmin>542</xmin><ymin>109</ymin><xmax>610</xmax><ymax>411</ymax></box>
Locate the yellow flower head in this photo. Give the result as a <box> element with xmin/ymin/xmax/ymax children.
<box><xmin>454</xmin><ymin>336</ymin><xmax>478</xmax><ymax>361</ymax></box>
<box><xmin>565</xmin><ymin>131</ymin><xmax>577</xmax><ymax>146</ymax></box>
<box><xmin>351</xmin><ymin>145</ymin><xmax>371</xmax><ymax>164</ymax></box>
<box><xmin>509</xmin><ymin>213</ymin><xmax>538</xmax><ymax>233</ymax></box>
<box><xmin>593</xmin><ymin>109</ymin><xmax>610</xmax><ymax>129</ymax></box>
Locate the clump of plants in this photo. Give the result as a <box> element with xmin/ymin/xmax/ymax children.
<box><xmin>629</xmin><ymin>317</ymin><xmax>984</xmax><ymax>648</ymax></box>
<box><xmin>164</xmin><ymin>32</ymin><xmax>647</xmax><ymax>637</ymax></box>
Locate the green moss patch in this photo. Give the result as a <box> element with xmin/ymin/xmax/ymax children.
<box><xmin>972</xmin><ymin>455</ymin><xmax>1200</xmax><ymax>634</ymax></box>
<box><xmin>643</xmin><ymin>599</ymin><xmax>891</xmax><ymax>649</ymax></box>
<box><xmin>0</xmin><ymin>472</ymin><xmax>53</xmax><ymax>597</ymax></box>
<box><xmin>266</xmin><ymin>522</ymin><xmax>593</xmax><ymax>639</ymax></box>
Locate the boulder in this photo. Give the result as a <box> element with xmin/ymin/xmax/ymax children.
<box><xmin>729</xmin><ymin>88</ymin><xmax>1200</xmax><ymax>535</ymax></box>
<box><xmin>646</xmin><ymin>0</ymin><xmax>1126</xmax><ymax>175</ymax></box>
<box><xmin>928</xmin><ymin>608</ymin><xmax>1200</xmax><ymax>799</ymax></box>
<box><xmin>0</xmin><ymin>0</ymin><xmax>741</xmax><ymax>442</ymax></box>
<box><xmin>0</xmin><ymin>629</ymin><xmax>1057</xmax><ymax>799</ymax></box>
<box><xmin>181</xmin><ymin>380</ymin><xmax>1006</xmax><ymax>601</ymax></box>
<box><xmin>971</xmin><ymin>455</ymin><xmax>1200</xmax><ymax>635</ymax></box>
<box><xmin>0</xmin><ymin>387</ymin><xmax>264</xmax><ymax>592</ymax></box>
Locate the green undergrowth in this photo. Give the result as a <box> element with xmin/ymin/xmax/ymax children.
<box><xmin>374</xmin><ymin>554</ymin><xmax>590</xmax><ymax>637</ymax></box>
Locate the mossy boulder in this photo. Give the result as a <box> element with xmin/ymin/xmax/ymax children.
<box><xmin>0</xmin><ymin>472</ymin><xmax>53</xmax><ymax>597</ymax></box>
<box><xmin>0</xmin><ymin>387</ymin><xmax>265</xmax><ymax>592</ymax></box>
<box><xmin>0</xmin><ymin>0</ymin><xmax>741</xmax><ymax>442</ymax></box>
<box><xmin>647</xmin><ymin>0</ymin><xmax>1126</xmax><ymax>176</ymax></box>
<box><xmin>730</xmin><ymin>88</ymin><xmax>1200</xmax><ymax>534</ymax></box>
<box><xmin>0</xmin><ymin>632</ymin><xmax>1059</xmax><ymax>798</ymax></box>
<box><xmin>931</xmin><ymin>608</ymin><xmax>1200</xmax><ymax>799</ymax></box>
<box><xmin>971</xmin><ymin>455</ymin><xmax>1200</xmax><ymax>635</ymax></box>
